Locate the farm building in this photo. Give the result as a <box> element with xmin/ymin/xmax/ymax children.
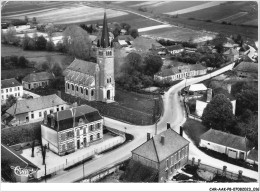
<box><xmin>41</xmin><ymin>105</ymin><xmax>103</xmax><ymax>156</ymax></box>
<box><xmin>132</xmin><ymin>36</ymin><xmax>164</xmax><ymax>52</ymax></box>
<box><xmin>234</xmin><ymin>61</ymin><xmax>258</xmax><ymax>79</ymax></box>
<box><xmin>112</xmin><ymin>35</ymin><xmax>134</xmax><ymax>48</ymax></box>
<box><xmin>154</xmin><ymin>64</ymin><xmax>207</xmax><ymax>83</ymax></box>
<box><xmin>223</xmin><ymin>48</ymin><xmax>239</xmax><ymax>62</ymax></box>
<box><xmin>64</xmin><ymin>12</ymin><xmax>115</xmax><ymax>103</ymax></box>
<box><xmin>1</xmin><ymin>78</ymin><xmax>23</xmax><ymax>103</ymax></box>
<box><xmin>200</xmin><ymin>129</ymin><xmax>254</xmax><ymax>160</ymax></box>
<box><xmin>6</xmin><ymin>94</ymin><xmax>69</xmax><ymax>125</ymax></box>
<box><xmin>22</xmin><ymin>72</ymin><xmax>55</xmax><ymax>90</ymax></box>
<box><xmin>132</xmin><ymin>127</ymin><xmax>189</xmax><ymax>182</ymax></box>
<box><xmin>166</xmin><ymin>44</ymin><xmax>184</xmax><ymax>55</ymax></box>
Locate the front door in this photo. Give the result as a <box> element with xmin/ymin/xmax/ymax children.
<box><xmin>77</xmin><ymin>140</ymin><xmax>80</xmax><ymax>149</ymax></box>
<box><xmin>107</xmin><ymin>90</ymin><xmax>110</xmax><ymax>100</ymax></box>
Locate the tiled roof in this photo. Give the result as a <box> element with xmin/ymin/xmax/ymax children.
<box><xmin>223</xmin><ymin>48</ymin><xmax>239</xmax><ymax>55</ymax></box>
<box><xmin>189</xmin><ymin>63</ymin><xmax>207</xmax><ymax>71</ymax></box>
<box><xmin>65</xmin><ymin>71</ymin><xmax>94</xmax><ymax>86</ymax></box>
<box><xmin>132</xmin><ymin>128</ymin><xmax>189</xmax><ymax>162</ymax></box>
<box><xmin>200</xmin><ymin>129</ymin><xmax>253</xmax><ymax>152</ymax></box>
<box><xmin>48</xmin><ymin>105</ymin><xmax>102</xmax><ymax>132</ymax></box>
<box><xmin>166</xmin><ymin>44</ymin><xmax>183</xmax><ymax>51</ymax></box>
<box><xmin>22</xmin><ymin>72</ymin><xmax>54</xmax><ymax>83</ymax></box>
<box><xmin>247</xmin><ymin>148</ymin><xmax>258</xmax><ymax>162</ymax></box>
<box><xmin>235</xmin><ymin>62</ymin><xmax>258</xmax><ymax>73</ymax></box>
<box><xmin>6</xmin><ymin>94</ymin><xmax>67</xmax><ymax>115</ymax></box>
<box><xmin>64</xmin><ymin>58</ymin><xmax>97</xmax><ymax>76</ymax></box>
<box><xmin>1</xmin><ymin>144</ymin><xmax>39</xmax><ymax>170</ymax></box>
<box><xmin>1</xmin><ymin>78</ymin><xmax>22</xmax><ymax>89</ymax></box>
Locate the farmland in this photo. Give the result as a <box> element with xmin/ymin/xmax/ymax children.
<box><xmin>180</xmin><ymin>1</ymin><xmax>258</xmax><ymax>26</ymax></box>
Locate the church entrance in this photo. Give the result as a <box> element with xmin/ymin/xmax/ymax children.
<box><xmin>107</xmin><ymin>90</ymin><xmax>110</xmax><ymax>100</ymax></box>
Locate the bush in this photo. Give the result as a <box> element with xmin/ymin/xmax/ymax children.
<box><xmin>138</xmin><ymin>7</ymin><xmax>147</xmax><ymax>12</ymax></box>
<box><xmin>10</xmin><ymin>19</ymin><xmax>27</xmax><ymax>26</ymax></box>
<box><xmin>222</xmin><ymin>21</ymin><xmax>227</xmax><ymax>25</ymax></box>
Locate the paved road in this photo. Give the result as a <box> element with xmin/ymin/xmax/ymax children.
<box><xmin>44</xmin><ymin>63</ymin><xmax>258</xmax><ymax>182</ymax></box>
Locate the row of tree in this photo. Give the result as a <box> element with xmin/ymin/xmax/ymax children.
<box><xmin>2</xmin><ymin>56</ymin><xmax>29</xmax><ymax>70</ymax></box>
<box><xmin>158</xmin><ymin>38</ymin><xmax>197</xmax><ymax>48</ymax></box>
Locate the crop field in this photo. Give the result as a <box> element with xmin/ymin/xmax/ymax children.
<box><xmin>140</xmin><ymin>26</ymin><xmax>215</xmax><ymax>42</ymax></box>
<box><xmin>180</xmin><ymin>1</ymin><xmax>258</xmax><ymax>26</ymax></box>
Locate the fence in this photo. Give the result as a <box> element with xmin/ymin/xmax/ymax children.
<box><xmin>37</xmin><ymin>136</ymin><xmax>125</xmax><ymax>179</ymax></box>
<box><xmin>187</xmin><ymin>158</ymin><xmax>254</xmax><ymax>181</ymax></box>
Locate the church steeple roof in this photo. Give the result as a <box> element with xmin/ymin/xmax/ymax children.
<box><xmin>101</xmin><ymin>11</ymin><xmax>110</xmax><ymax>48</ymax></box>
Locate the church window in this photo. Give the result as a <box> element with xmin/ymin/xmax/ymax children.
<box><xmin>85</xmin><ymin>89</ymin><xmax>88</xmax><ymax>95</ymax></box>
<box><xmin>80</xmin><ymin>87</ymin><xmax>83</xmax><ymax>94</ymax></box>
<box><xmin>91</xmin><ymin>90</ymin><xmax>94</xmax><ymax>96</ymax></box>
<box><xmin>71</xmin><ymin>85</ymin><xmax>74</xmax><ymax>91</ymax></box>
<box><xmin>76</xmin><ymin>86</ymin><xmax>78</xmax><ymax>92</ymax></box>
<box><xmin>67</xmin><ymin>83</ymin><xmax>70</xmax><ymax>89</ymax></box>
<box><xmin>110</xmin><ymin>78</ymin><xmax>112</xmax><ymax>83</ymax></box>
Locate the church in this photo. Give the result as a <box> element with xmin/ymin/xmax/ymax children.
<box><xmin>64</xmin><ymin>12</ymin><xmax>115</xmax><ymax>103</ymax></box>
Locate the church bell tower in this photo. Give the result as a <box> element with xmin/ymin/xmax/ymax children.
<box><xmin>96</xmin><ymin>12</ymin><xmax>115</xmax><ymax>102</ymax></box>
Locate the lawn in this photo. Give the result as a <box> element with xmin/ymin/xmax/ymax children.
<box><xmin>1</xmin><ymin>44</ymin><xmax>72</xmax><ymax>69</ymax></box>
<box><xmin>182</xmin><ymin>118</ymin><xmax>209</xmax><ymax>146</ymax></box>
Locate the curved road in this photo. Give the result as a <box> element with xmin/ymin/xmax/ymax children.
<box><xmin>45</xmin><ymin>63</ymin><xmax>258</xmax><ymax>182</ymax></box>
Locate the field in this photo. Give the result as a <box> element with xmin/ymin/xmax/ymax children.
<box><xmin>180</xmin><ymin>1</ymin><xmax>258</xmax><ymax>26</ymax></box>
<box><xmin>140</xmin><ymin>25</ymin><xmax>215</xmax><ymax>42</ymax></box>
<box><xmin>1</xmin><ymin>44</ymin><xmax>71</xmax><ymax>67</ymax></box>
<box><xmin>2</xmin><ymin>1</ymin><xmax>159</xmax><ymax>28</ymax></box>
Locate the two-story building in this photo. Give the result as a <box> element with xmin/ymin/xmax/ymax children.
<box><xmin>154</xmin><ymin>64</ymin><xmax>207</xmax><ymax>83</ymax></box>
<box><xmin>22</xmin><ymin>71</ymin><xmax>55</xmax><ymax>90</ymax></box>
<box><xmin>6</xmin><ymin>94</ymin><xmax>68</xmax><ymax>125</ymax></box>
<box><xmin>41</xmin><ymin>105</ymin><xmax>103</xmax><ymax>156</ymax></box>
<box><xmin>1</xmin><ymin>78</ymin><xmax>23</xmax><ymax>103</ymax></box>
<box><xmin>131</xmin><ymin>127</ymin><xmax>189</xmax><ymax>182</ymax></box>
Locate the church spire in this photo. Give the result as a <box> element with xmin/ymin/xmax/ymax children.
<box><xmin>101</xmin><ymin>11</ymin><xmax>110</xmax><ymax>48</ymax></box>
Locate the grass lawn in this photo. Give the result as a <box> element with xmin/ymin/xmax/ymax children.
<box><xmin>1</xmin><ymin>44</ymin><xmax>70</xmax><ymax>68</ymax></box>
<box><xmin>182</xmin><ymin>118</ymin><xmax>209</xmax><ymax>146</ymax></box>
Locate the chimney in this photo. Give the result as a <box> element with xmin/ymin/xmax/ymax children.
<box><xmin>147</xmin><ymin>132</ymin><xmax>151</xmax><ymax>141</ymax></box>
<box><xmin>160</xmin><ymin>135</ymin><xmax>165</xmax><ymax>145</ymax></box>
<box><xmin>180</xmin><ymin>126</ymin><xmax>183</xmax><ymax>137</ymax></box>
<box><xmin>167</xmin><ymin>123</ymin><xmax>171</xmax><ymax>129</ymax></box>
<box><xmin>206</xmin><ymin>88</ymin><xmax>212</xmax><ymax>103</ymax></box>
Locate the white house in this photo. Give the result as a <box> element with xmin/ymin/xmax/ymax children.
<box><xmin>1</xmin><ymin>78</ymin><xmax>23</xmax><ymax>103</ymax></box>
<box><xmin>200</xmin><ymin>129</ymin><xmax>254</xmax><ymax>160</ymax></box>
<box><xmin>154</xmin><ymin>64</ymin><xmax>207</xmax><ymax>83</ymax></box>
<box><xmin>41</xmin><ymin>105</ymin><xmax>103</xmax><ymax>156</ymax></box>
<box><xmin>6</xmin><ymin>94</ymin><xmax>68</xmax><ymax>125</ymax></box>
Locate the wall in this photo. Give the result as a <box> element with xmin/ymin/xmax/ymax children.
<box><xmin>195</xmin><ymin>100</ymin><xmax>208</xmax><ymax>117</ymax></box>
<box><xmin>41</xmin><ymin>124</ymin><xmax>59</xmax><ymax>154</ymax></box>
<box><xmin>132</xmin><ymin>154</ymin><xmax>159</xmax><ymax>170</ymax></box>
<box><xmin>22</xmin><ymin>80</ymin><xmax>50</xmax><ymax>90</ymax></box>
<box><xmin>200</xmin><ymin>139</ymin><xmax>226</xmax><ymax>154</ymax></box>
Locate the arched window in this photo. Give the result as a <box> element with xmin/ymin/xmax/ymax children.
<box><xmin>91</xmin><ymin>90</ymin><xmax>94</xmax><ymax>96</ymax></box>
<box><xmin>76</xmin><ymin>86</ymin><xmax>78</xmax><ymax>92</ymax></box>
<box><xmin>71</xmin><ymin>84</ymin><xmax>74</xmax><ymax>91</ymax></box>
<box><xmin>85</xmin><ymin>89</ymin><xmax>88</xmax><ymax>95</ymax></box>
<box><xmin>67</xmin><ymin>83</ymin><xmax>70</xmax><ymax>89</ymax></box>
<box><xmin>80</xmin><ymin>87</ymin><xmax>83</xmax><ymax>94</ymax></box>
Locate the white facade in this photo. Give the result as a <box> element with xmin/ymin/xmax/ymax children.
<box><xmin>22</xmin><ymin>80</ymin><xmax>50</xmax><ymax>90</ymax></box>
<box><xmin>169</xmin><ymin>48</ymin><xmax>184</xmax><ymax>55</ymax></box>
<box><xmin>1</xmin><ymin>85</ymin><xmax>23</xmax><ymax>103</ymax></box>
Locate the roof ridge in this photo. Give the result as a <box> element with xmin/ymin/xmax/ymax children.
<box><xmin>152</xmin><ymin>137</ymin><xmax>160</xmax><ymax>162</ymax></box>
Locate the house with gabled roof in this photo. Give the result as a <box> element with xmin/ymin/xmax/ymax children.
<box><xmin>41</xmin><ymin>104</ymin><xmax>103</xmax><ymax>156</ymax></box>
<box><xmin>200</xmin><ymin>129</ymin><xmax>254</xmax><ymax>160</ymax></box>
<box><xmin>1</xmin><ymin>78</ymin><xmax>23</xmax><ymax>103</ymax></box>
<box><xmin>22</xmin><ymin>72</ymin><xmax>55</xmax><ymax>90</ymax></box>
<box><xmin>6</xmin><ymin>94</ymin><xmax>68</xmax><ymax>125</ymax></box>
<box><xmin>131</xmin><ymin>127</ymin><xmax>189</xmax><ymax>182</ymax></box>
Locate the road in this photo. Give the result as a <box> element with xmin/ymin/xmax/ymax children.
<box><xmin>44</xmin><ymin>63</ymin><xmax>258</xmax><ymax>183</ymax></box>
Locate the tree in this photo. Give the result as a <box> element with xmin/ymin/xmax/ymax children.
<box><xmin>112</xmin><ymin>27</ymin><xmax>121</xmax><ymax>38</ymax></box>
<box><xmin>143</xmin><ymin>54</ymin><xmax>163</xmax><ymax>76</ymax></box>
<box><xmin>129</xmin><ymin>28</ymin><xmax>139</xmax><ymax>39</ymax></box>
<box><xmin>36</xmin><ymin>35</ymin><xmax>47</xmax><ymax>50</ymax></box>
<box><xmin>22</xmin><ymin>32</ymin><xmax>31</xmax><ymax>50</ymax></box>
<box><xmin>51</xmin><ymin>63</ymin><xmax>63</xmax><ymax>77</ymax></box>
<box><xmin>120</xmin><ymin>23</ymin><xmax>131</xmax><ymax>32</ymax></box>
<box><xmin>18</xmin><ymin>56</ymin><xmax>28</xmax><ymax>68</ymax></box>
<box><xmin>63</xmin><ymin>25</ymin><xmax>92</xmax><ymax>60</ymax></box>
<box><xmin>123</xmin><ymin>52</ymin><xmax>142</xmax><ymax>74</ymax></box>
<box><xmin>46</xmin><ymin>39</ymin><xmax>55</xmax><ymax>51</ymax></box>
<box><xmin>32</xmin><ymin>17</ymin><xmax>37</xmax><ymax>24</ymax></box>
<box><xmin>4</xmin><ymin>26</ymin><xmax>17</xmax><ymax>44</ymax></box>
<box><xmin>24</xmin><ymin>16</ymin><xmax>29</xmax><ymax>23</ymax></box>
<box><xmin>5</xmin><ymin>95</ymin><xmax>17</xmax><ymax>109</ymax></box>
<box><xmin>201</xmin><ymin>94</ymin><xmax>235</xmax><ymax>132</ymax></box>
